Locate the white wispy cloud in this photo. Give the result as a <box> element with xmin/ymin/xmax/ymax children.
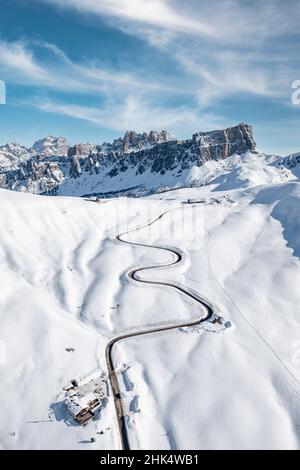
<box><xmin>172</xmin><ymin>49</ymin><xmax>282</xmax><ymax>107</ymax></box>
<box><xmin>2</xmin><ymin>0</ymin><xmax>299</xmax><ymax>138</ymax></box>
<box><xmin>35</xmin><ymin>95</ymin><xmax>227</xmax><ymax>135</ymax></box>
<box><xmin>39</xmin><ymin>0</ymin><xmax>300</xmax><ymax>42</ymax></box>
<box><xmin>36</xmin><ymin>0</ymin><xmax>300</xmax><ymax>107</ymax></box>
<box><xmin>0</xmin><ymin>38</ymin><xmax>178</xmax><ymax>95</ymax></box>
<box><xmin>39</xmin><ymin>0</ymin><xmax>216</xmax><ymax>38</ymax></box>
<box><xmin>0</xmin><ymin>40</ymin><xmax>45</xmax><ymax>81</ymax></box>
<box><xmin>117</xmin><ymin>1</ymin><xmax>300</xmax><ymax>106</ymax></box>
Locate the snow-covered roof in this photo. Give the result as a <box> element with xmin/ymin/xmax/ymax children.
<box><xmin>65</xmin><ymin>392</ymin><xmax>99</xmax><ymax>417</ymax></box>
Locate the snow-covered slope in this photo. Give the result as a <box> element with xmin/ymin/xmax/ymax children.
<box><xmin>54</xmin><ymin>151</ymin><xmax>288</xmax><ymax>197</ymax></box>
<box><xmin>113</xmin><ymin>182</ymin><xmax>300</xmax><ymax>450</ymax></box>
<box><xmin>1</xmin><ymin>158</ymin><xmax>300</xmax><ymax>449</ymax></box>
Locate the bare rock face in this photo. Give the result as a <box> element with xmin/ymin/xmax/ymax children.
<box><xmin>192</xmin><ymin>123</ymin><xmax>256</xmax><ymax>161</ymax></box>
<box><xmin>70</xmin><ymin>155</ymin><xmax>82</xmax><ymax>178</ymax></box>
<box><xmin>0</xmin><ymin>123</ymin><xmax>257</xmax><ymax>196</ymax></box>
<box><xmin>148</xmin><ymin>130</ymin><xmax>175</xmax><ymax>145</ymax></box>
<box><xmin>68</xmin><ymin>143</ymin><xmax>98</xmax><ymax>157</ymax></box>
<box><xmin>123</xmin><ymin>131</ymin><xmax>147</xmax><ymax>152</ymax></box>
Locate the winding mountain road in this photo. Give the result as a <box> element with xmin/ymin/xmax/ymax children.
<box><xmin>105</xmin><ymin>209</ymin><xmax>214</xmax><ymax>450</ymax></box>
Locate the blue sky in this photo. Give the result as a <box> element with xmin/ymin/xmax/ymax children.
<box><xmin>0</xmin><ymin>0</ymin><xmax>300</xmax><ymax>154</ymax></box>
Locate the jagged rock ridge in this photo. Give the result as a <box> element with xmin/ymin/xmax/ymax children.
<box><xmin>0</xmin><ymin>124</ymin><xmax>257</xmax><ymax>196</ymax></box>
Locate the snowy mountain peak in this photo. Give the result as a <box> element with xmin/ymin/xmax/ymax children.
<box><xmin>31</xmin><ymin>135</ymin><xmax>70</xmax><ymax>158</ymax></box>
<box><xmin>2</xmin><ymin>142</ymin><xmax>29</xmax><ymax>155</ymax></box>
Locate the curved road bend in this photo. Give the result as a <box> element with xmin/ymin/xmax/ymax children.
<box><xmin>105</xmin><ymin>210</ymin><xmax>214</xmax><ymax>450</ymax></box>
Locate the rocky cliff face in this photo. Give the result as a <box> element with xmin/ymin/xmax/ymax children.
<box><xmin>68</xmin><ymin>143</ymin><xmax>98</xmax><ymax>157</ymax></box>
<box><xmin>193</xmin><ymin>123</ymin><xmax>255</xmax><ymax>161</ymax></box>
<box><xmin>0</xmin><ymin>124</ymin><xmax>257</xmax><ymax>196</ymax></box>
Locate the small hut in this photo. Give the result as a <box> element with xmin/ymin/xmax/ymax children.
<box><xmin>64</xmin><ymin>370</ymin><xmax>107</xmax><ymax>425</ymax></box>
<box><xmin>65</xmin><ymin>392</ymin><xmax>101</xmax><ymax>425</ymax></box>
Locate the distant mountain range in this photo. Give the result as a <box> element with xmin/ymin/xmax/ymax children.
<box><xmin>0</xmin><ymin>130</ymin><xmax>176</xmax><ymax>168</ymax></box>
<box><xmin>0</xmin><ymin>123</ymin><xmax>298</xmax><ymax>197</ymax></box>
